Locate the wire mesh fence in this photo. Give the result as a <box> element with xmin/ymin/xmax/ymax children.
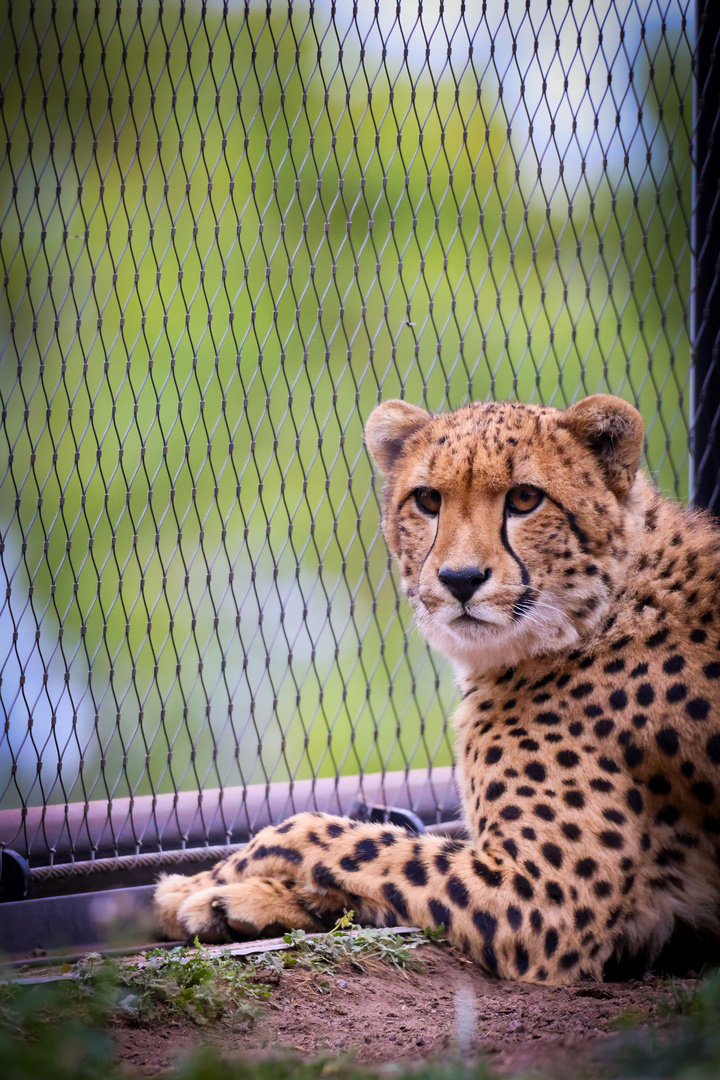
<box><xmin>0</xmin><ymin>0</ymin><xmax>698</xmax><ymax>867</ymax></box>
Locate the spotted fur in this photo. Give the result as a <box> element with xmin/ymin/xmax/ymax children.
<box><xmin>155</xmin><ymin>395</ymin><xmax>720</xmax><ymax>984</ymax></box>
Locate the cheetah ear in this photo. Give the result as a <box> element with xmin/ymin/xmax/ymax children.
<box><xmin>365</xmin><ymin>400</ymin><xmax>429</xmax><ymax>474</ymax></box>
<box><xmin>563</xmin><ymin>394</ymin><xmax>644</xmax><ymax>499</ymax></box>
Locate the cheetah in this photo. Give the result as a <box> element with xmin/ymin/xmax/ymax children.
<box><xmin>155</xmin><ymin>394</ymin><xmax>720</xmax><ymax>984</ymax></box>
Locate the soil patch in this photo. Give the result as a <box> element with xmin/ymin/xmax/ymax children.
<box><xmin>111</xmin><ymin>943</ymin><xmax>673</xmax><ymax>1075</ymax></box>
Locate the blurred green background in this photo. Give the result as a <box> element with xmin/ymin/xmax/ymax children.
<box><xmin>0</xmin><ymin>0</ymin><xmax>693</xmax><ymax>855</ymax></box>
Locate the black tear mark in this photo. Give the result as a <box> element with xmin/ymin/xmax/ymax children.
<box><xmin>501</xmin><ymin>508</ymin><xmax>533</xmax><ymax>623</ymax></box>
<box><xmin>419</xmin><ymin>511</ymin><xmax>440</xmax><ymax>576</ymax></box>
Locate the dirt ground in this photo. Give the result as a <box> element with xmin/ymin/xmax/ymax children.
<box><xmin>111</xmin><ymin>943</ymin><xmax>673</xmax><ymax>1076</ymax></box>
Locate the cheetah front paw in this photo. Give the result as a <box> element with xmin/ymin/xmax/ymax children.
<box><xmin>169</xmin><ymin>878</ymin><xmax>324</xmax><ymax>942</ymax></box>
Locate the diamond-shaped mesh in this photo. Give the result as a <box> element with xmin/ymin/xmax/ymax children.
<box><xmin>0</xmin><ymin>1</ymin><xmax>697</xmax><ymax>865</ymax></box>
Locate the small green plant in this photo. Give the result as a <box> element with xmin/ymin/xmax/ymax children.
<box><xmin>652</xmin><ymin>975</ymin><xmax>704</xmax><ymax>1018</ymax></box>
<box><xmin>270</xmin><ymin>912</ymin><xmax>436</xmax><ymax>973</ymax></box>
<box><xmin>83</xmin><ymin>939</ymin><xmax>273</xmax><ymax>1026</ymax></box>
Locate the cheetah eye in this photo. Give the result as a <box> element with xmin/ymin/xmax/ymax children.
<box><xmin>506</xmin><ymin>485</ymin><xmax>544</xmax><ymax>515</ymax></box>
<box><xmin>413</xmin><ymin>487</ymin><xmax>442</xmax><ymax>515</ymax></box>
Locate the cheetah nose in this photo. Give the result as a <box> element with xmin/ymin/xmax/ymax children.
<box><xmin>438</xmin><ymin>566</ymin><xmax>491</xmax><ymax>604</ymax></box>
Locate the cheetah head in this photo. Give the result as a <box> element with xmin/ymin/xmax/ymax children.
<box><xmin>365</xmin><ymin>395</ymin><xmax>645</xmax><ymax>678</ymax></box>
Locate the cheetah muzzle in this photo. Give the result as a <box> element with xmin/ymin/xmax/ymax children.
<box><xmin>155</xmin><ymin>394</ymin><xmax>720</xmax><ymax>984</ymax></box>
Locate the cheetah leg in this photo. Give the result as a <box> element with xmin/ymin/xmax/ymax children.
<box><xmin>155</xmin><ymin>812</ymin><xmax>608</xmax><ymax>983</ymax></box>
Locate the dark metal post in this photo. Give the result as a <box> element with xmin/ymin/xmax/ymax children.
<box><xmin>693</xmin><ymin>0</ymin><xmax>720</xmax><ymax>511</ymax></box>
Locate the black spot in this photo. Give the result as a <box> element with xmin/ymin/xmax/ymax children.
<box><xmin>604</xmin><ymin>658</ymin><xmax>625</xmax><ymax>674</ymax></box>
<box><xmin>556</xmin><ymin>673</ymin><xmax>572</xmax><ymax>689</ymax></box>
<box><xmin>599</xmin><ymin>830</ymin><xmax>624</xmax><ymax>849</ymax></box>
<box><xmin>275</xmin><ymin>823</ymin><xmax>294</xmax><ymax>834</ymax></box>
<box><xmin>663</xmin><ymin>654</ymin><xmax>686</xmax><ymax>674</ymax></box>
<box><xmin>666</xmin><ymin>683</ymin><xmax>687</xmax><ymax>703</ymax></box>
<box><xmin>541</xmin><ymin>843</ymin><xmax>563</xmax><ymax>869</ymax></box>
<box><xmin>536</xmin><ymin>711</ymin><xmax>562</xmax><ymax>726</ymax></box>
<box><xmin>473</xmin><ymin>909</ymin><xmax>498</xmax><ymax>940</ymax></box>
<box><xmin>557</xmin><ymin>749</ymin><xmax>580</xmax><ymax>768</ymax></box>
<box><xmin>382</xmin><ymin>883</ymin><xmax>409</xmax><ymax>919</ymax></box>
<box><xmin>627</xmin><ymin>789</ymin><xmax>644</xmax><ymax>815</ymax></box>
<box><xmin>611</xmin><ymin>634</ymin><xmax>633</xmax><ymax>651</ymax></box>
<box><xmin>524</xmin><ymin>860</ymin><xmax>540</xmax><ymax>879</ymax></box>
<box><xmin>692</xmin><ymin>629</ymin><xmax>708</xmax><ymax>643</ymax></box>
<box><xmin>649</xmin><ymin>774</ymin><xmax>672</xmax><ymax>795</ymax></box>
<box><xmin>575</xmin><ymin>858</ymin><xmax>597</xmax><ymax>878</ymax></box>
<box><xmin>590</xmin><ymin>779</ymin><xmax>615</xmax><ymax>792</ymax></box>
<box><xmin>404</xmin><ymin>859</ymin><xmax>427</xmax><ymax>887</ymax></box>
<box><xmin>519</xmin><ymin>738</ymin><xmax>540</xmax><ymax>751</ymax></box>
<box><xmin>507</xmin><ymin>905</ymin><xmax>522</xmax><ymax>930</ymax></box>
<box><xmin>630</xmin><ymin>662</ymin><xmax>649</xmax><ymax>677</ymax></box>
<box><xmin>327</xmin><ymin>823</ymin><xmax>345</xmax><ymax>838</ymax></box>
<box><xmin>603</xmin><ymin>809</ymin><xmax>627</xmax><ymax>824</ymax></box>
<box><xmin>500</xmin><ymin>805</ymin><xmax>523</xmax><ymax>821</ymax></box>
<box><xmin>598</xmin><ymin>756</ymin><xmax>620</xmax><ymax>774</ymax></box>
<box><xmin>636</xmin><ymin>683</ymin><xmax>655</xmax><ymax>707</ymax></box>
<box><xmin>624</xmin><ymin>743</ymin><xmax>644</xmax><ymax>768</ymax></box>
<box><xmin>534</xmin><ymin>804</ymin><xmax>556</xmax><ymax>821</ymax></box>
<box><xmin>707</xmin><ymin>735</ymin><xmax>720</xmax><ymax>764</ymax></box>
<box><xmin>656</xmin><ymin>728</ymin><xmax>680</xmax><ymax>756</ymax></box>
<box><xmin>545</xmin><ymin>881</ymin><xmax>564</xmax><ymax>904</ymax></box>
<box><xmin>646</xmin><ymin>628</ymin><xmax>669</xmax><ymax>647</ymax></box>
<box><xmin>428</xmin><ymin>899</ymin><xmax>452</xmax><ymax>928</ymax></box>
<box><xmin>516</xmin><ymin>786</ymin><xmax>536</xmax><ymax>797</ymax></box>
<box><xmin>544</xmin><ymin>928</ymin><xmax>559</xmax><ymax>958</ymax></box>
<box><xmin>521</xmin><ymin>827</ymin><xmax>537</xmax><ymax>840</ymax></box>
<box><xmin>704</xmin><ymin>662</ymin><xmax>720</xmax><ymax>679</ymax></box>
<box><xmin>354</xmin><ymin>839</ymin><xmax>379</xmax><ymax>862</ymax></box>
<box><xmin>687</xmin><ymin>698</ymin><xmax>711</xmax><ymax>721</ymax></box>
<box><xmin>594</xmin><ymin>719</ymin><xmax>615</xmax><ymax>737</ymax></box>
<box><xmin>564</xmin><ymin>790</ymin><xmax>585</xmax><ymax>809</ymax></box>
<box><xmin>570</xmin><ymin>682</ymin><xmax>594</xmax><ymax>699</ymax></box>
<box><xmin>632</xmin><ymin>713</ymin><xmax>648</xmax><ymax>729</ymax></box>
<box><xmin>473</xmin><ymin>859</ymin><xmax>502</xmax><ymax>888</ymax></box>
<box><xmin>513</xmin><ymin>873</ymin><xmax>534</xmax><ymax>900</ymax></box>
<box><xmin>482</xmin><ymin>943</ymin><xmax>499</xmax><ymax>975</ymax></box>
<box><xmin>692</xmin><ymin>781</ymin><xmax>715</xmax><ymax>804</ymax></box>
<box><xmin>569</xmin><ymin>721</ymin><xmax>584</xmax><ymax>736</ymax></box>
<box><xmin>681</xmin><ymin>760</ymin><xmax>695</xmax><ymax>778</ymax></box>
<box><xmin>485</xmin><ymin>746</ymin><xmax>503</xmax><ymax>765</ymax></box>
<box><xmin>254</xmin><ymin>844</ymin><xmax>303</xmax><ymax>865</ymax></box>
<box><xmin>574</xmin><ymin>907</ymin><xmax>594</xmax><ymax>931</ymax></box>
<box><xmin>561</xmin><ymin>822</ymin><xmax>582</xmax><ymax>841</ymax></box>
<box><xmin>503</xmin><ymin>838</ymin><xmax>518</xmax><ymax>859</ymax></box>
<box><xmin>609</xmin><ymin>689</ymin><xmax>628</xmax><ymax>711</ymax></box>
<box><xmin>594</xmin><ymin>880</ymin><xmax>612</xmax><ymax>898</ymax></box>
<box><xmin>655</xmin><ymin>805</ymin><xmax>681</xmax><ymax>826</ymax></box>
<box><xmin>313</xmin><ymin>863</ymin><xmax>341</xmax><ymax>890</ymax></box>
<box><xmin>559</xmin><ymin>951</ymin><xmax>580</xmax><ymax>970</ymax></box>
<box><xmin>585</xmin><ymin>704</ymin><xmax>605</xmax><ymax>718</ymax></box>
<box><xmin>530</xmin><ymin>909</ymin><xmax>543</xmax><ymax>931</ymax></box>
<box><xmin>435</xmin><ymin>853</ymin><xmax>450</xmax><ymax>874</ymax></box>
<box><xmin>515</xmin><ymin>944</ymin><xmax>530</xmax><ymax>976</ymax></box>
<box><xmin>525</xmin><ymin>761</ymin><xmax>546</xmax><ymax>782</ymax></box>
<box><xmin>486</xmin><ymin>781</ymin><xmax>506</xmax><ymax>801</ymax></box>
<box><xmin>446</xmin><ymin>875</ymin><xmax>470</xmax><ymax>908</ymax></box>
<box><xmin>381</xmin><ymin>831</ymin><xmax>397</xmax><ymax>846</ymax></box>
